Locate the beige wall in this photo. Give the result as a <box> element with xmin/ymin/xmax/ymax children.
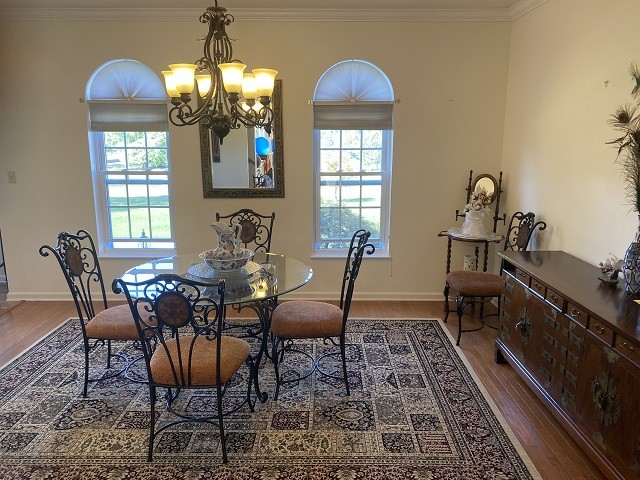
<box><xmin>503</xmin><ymin>0</ymin><xmax>640</xmax><ymax>263</ymax></box>
<box><xmin>0</xmin><ymin>13</ymin><xmax>511</xmax><ymax>301</ymax></box>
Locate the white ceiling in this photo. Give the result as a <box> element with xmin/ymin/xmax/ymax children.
<box><xmin>0</xmin><ymin>0</ymin><xmax>524</xmax><ymax>10</ymax></box>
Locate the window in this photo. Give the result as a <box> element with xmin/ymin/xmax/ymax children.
<box><xmin>313</xmin><ymin>60</ymin><xmax>394</xmax><ymax>256</ymax></box>
<box><xmin>86</xmin><ymin>59</ymin><xmax>175</xmax><ymax>257</ymax></box>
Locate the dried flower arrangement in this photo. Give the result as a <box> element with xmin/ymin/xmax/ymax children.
<box><xmin>464</xmin><ymin>186</ymin><xmax>492</xmax><ymax>212</ymax></box>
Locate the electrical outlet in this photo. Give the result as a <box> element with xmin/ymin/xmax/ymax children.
<box><xmin>7</xmin><ymin>171</ymin><xmax>16</xmax><ymax>184</ymax></box>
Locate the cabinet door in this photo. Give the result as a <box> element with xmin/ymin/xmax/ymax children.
<box><xmin>500</xmin><ymin>274</ymin><xmax>526</xmax><ymax>361</ymax></box>
<box><xmin>570</xmin><ymin>332</ymin><xmax>612</xmax><ymax>440</ymax></box>
<box><xmin>520</xmin><ymin>288</ymin><xmax>545</xmax><ymax>384</ymax></box>
<box><xmin>601</xmin><ymin>351</ymin><xmax>640</xmax><ymax>479</ymax></box>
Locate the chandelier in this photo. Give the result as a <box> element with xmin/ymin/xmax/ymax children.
<box><xmin>162</xmin><ymin>1</ymin><xmax>278</xmax><ymax>143</ymax></box>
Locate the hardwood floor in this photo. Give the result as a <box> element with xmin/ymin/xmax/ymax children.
<box><xmin>0</xmin><ymin>300</ymin><xmax>605</xmax><ymax>479</ymax></box>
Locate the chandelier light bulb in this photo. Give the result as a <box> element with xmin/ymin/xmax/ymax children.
<box><xmin>242</xmin><ymin>73</ymin><xmax>258</xmax><ymax>101</ymax></box>
<box><xmin>219</xmin><ymin>63</ymin><xmax>246</xmax><ymax>95</ymax></box>
<box><xmin>195</xmin><ymin>73</ymin><xmax>213</xmax><ymax>98</ymax></box>
<box><xmin>253</xmin><ymin>69</ymin><xmax>278</xmax><ymax>97</ymax></box>
<box><xmin>161</xmin><ymin>71</ymin><xmax>179</xmax><ymax>98</ymax></box>
<box><xmin>168</xmin><ymin>64</ymin><xmax>197</xmax><ymax>94</ymax></box>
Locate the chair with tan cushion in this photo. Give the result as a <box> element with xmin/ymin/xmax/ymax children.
<box><xmin>443</xmin><ymin>211</ymin><xmax>546</xmax><ymax>346</ymax></box>
<box><xmin>270</xmin><ymin>229</ymin><xmax>375</xmax><ymax>400</ymax></box>
<box><xmin>39</xmin><ymin>229</ymin><xmax>142</xmax><ymax>397</ymax></box>
<box><xmin>112</xmin><ymin>274</ymin><xmax>254</xmax><ymax>463</ymax></box>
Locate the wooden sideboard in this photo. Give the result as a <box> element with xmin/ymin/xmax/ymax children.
<box><xmin>497</xmin><ymin>251</ymin><xmax>640</xmax><ymax>480</ymax></box>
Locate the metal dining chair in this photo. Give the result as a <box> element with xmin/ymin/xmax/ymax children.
<box><xmin>112</xmin><ymin>274</ymin><xmax>255</xmax><ymax>463</ymax></box>
<box><xmin>443</xmin><ymin>211</ymin><xmax>547</xmax><ymax>345</ymax></box>
<box><xmin>270</xmin><ymin>229</ymin><xmax>375</xmax><ymax>400</ymax></box>
<box><xmin>39</xmin><ymin>229</ymin><xmax>143</xmax><ymax>396</ymax></box>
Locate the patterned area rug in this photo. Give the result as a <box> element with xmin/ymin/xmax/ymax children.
<box><xmin>0</xmin><ymin>318</ymin><xmax>539</xmax><ymax>479</ymax></box>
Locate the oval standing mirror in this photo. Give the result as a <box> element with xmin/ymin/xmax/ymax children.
<box><xmin>471</xmin><ymin>174</ymin><xmax>498</xmax><ymax>204</ymax></box>
<box><xmin>200</xmin><ymin>80</ymin><xmax>284</xmax><ymax>198</ymax></box>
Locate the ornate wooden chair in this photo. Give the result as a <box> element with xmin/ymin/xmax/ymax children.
<box><xmin>270</xmin><ymin>229</ymin><xmax>375</xmax><ymax>400</ymax></box>
<box><xmin>39</xmin><ymin>230</ymin><xmax>142</xmax><ymax>396</ymax></box>
<box><xmin>443</xmin><ymin>212</ymin><xmax>547</xmax><ymax>346</ymax></box>
<box><xmin>112</xmin><ymin>274</ymin><xmax>254</xmax><ymax>463</ymax></box>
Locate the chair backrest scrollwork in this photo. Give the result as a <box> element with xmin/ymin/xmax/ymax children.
<box><xmin>504</xmin><ymin>211</ymin><xmax>547</xmax><ymax>252</ymax></box>
<box><xmin>215</xmin><ymin>209</ymin><xmax>276</xmax><ymax>253</ymax></box>
<box><xmin>339</xmin><ymin>229</ymin><xmax>375</xmax><ymax>325</ymax></box>
<box><xmin>39</xmin><ymin>230</ymin><xmax>107</xmax><ymax>326</ymax></box>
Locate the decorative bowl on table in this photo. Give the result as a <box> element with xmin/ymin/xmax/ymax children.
<box><xmin>199</xmin><ymin>248</ymin><xmax>254</xmax><ymax>271</ymax></box>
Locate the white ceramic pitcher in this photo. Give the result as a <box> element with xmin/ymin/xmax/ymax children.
<box><xmin>210</xmin><ymin>222</ymin><xmax>243</xmax><ymax>260</ymax></box>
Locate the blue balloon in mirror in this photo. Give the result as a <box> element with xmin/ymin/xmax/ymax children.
<box><xmin>255</xmin><ymin>136</ymin><xmax>270</xmax><ymax>156</ymax></box>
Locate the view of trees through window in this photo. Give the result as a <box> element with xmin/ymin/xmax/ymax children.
<box><xmin>317</xmin><ymin>129</ymin><xmax>384</xmax><ymax>249</ymax></box>
<box><xmin>101</xmin><ymin>131</ymin><xmax>173</xmax><ymax>249</ymax></box>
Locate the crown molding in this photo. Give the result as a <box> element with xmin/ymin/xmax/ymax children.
<box><xmin>0</xmin><ymin>2</ymin><xmax>548</xmax><ymax>22</ymax></box>
<box><xmin>510</xmin><ymin>0</ymin><xmax>549</xmax><ymax>20</ymax></box>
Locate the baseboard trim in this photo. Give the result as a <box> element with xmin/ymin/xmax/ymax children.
<box><xmin>9</xmin><ymin>291</ymin><xmax>446</xmax><ymax>302</ymax></box>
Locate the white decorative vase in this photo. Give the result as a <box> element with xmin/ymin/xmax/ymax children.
<box><xmin>460</xmin><ymin>209</ymin><xmax>487</xmax><ymax>237</ymax></box>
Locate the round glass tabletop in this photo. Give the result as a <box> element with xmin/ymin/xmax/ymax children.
<box><xmin>120</xmin><ymin>252</ymin><xmax>313</xmax><ymax>303</ymax></box>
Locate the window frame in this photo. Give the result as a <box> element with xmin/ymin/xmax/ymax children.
<box><xmin>312</xmin><ymin>128</ymin><xmax>392</xmax><ymax>258</ymax></box>
<box><xmin>89</xmin><ymin>130</ymin><xmax>176</xmax><ymax>258</ymax></box>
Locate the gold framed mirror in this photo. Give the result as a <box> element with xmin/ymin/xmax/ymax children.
<box><xmin>200</xmin><ymin>80</ymin><xmax>284</xmax><ymax>198</ymax></box>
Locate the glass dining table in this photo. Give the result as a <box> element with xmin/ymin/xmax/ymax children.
<box><xmin>118</xmin><ymin>251</ymin><xmax>313</xmax><ymax>401</ymax></box>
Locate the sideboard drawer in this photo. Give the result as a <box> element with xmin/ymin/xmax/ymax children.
<box><xmin>615</xmin><ymin>335</ymin><xmax>640</xmax><ymax>366</ymax></box>
<box><xmin>545</xmin><ymin>288</ymin><xmax>564</xmax><ymax>311</ymax></box>
<box><xmin>530</xmin><ymin>278</ymin><xmax>546</xmax><ymax>298</ymax></box>
<box><xmin>588</xmin><ymin>319</ymin><xmax>614</xmax><ymax>345</ymax></box>
<box><xmin>514</xmin><ymin>269</ymin><xmax>530</xmax><ymax>286</ymax></box>
<box><xmin>565</xmin><ymin>302</ymin><xmax>588</xmax><ymax>328</ymax></box>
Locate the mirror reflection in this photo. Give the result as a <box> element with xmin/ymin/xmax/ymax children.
<box><xmin>200</xmin><ymin>80</ymin><xmax>284</xmax><ymax>198</ymax></box>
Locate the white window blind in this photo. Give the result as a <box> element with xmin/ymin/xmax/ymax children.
<box><xmin>313</xmin><ymin>102</ymin><xmax>393</xmax><ymax>130</ymax></box>
<box><xmin>88</xmin><ymin>101</ymin><xmax>168</xmax><ymax>132</ymax></box>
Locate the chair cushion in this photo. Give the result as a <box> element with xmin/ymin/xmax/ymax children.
<box><xmin>446</xmin><ymin>270</ymin><xmax>504</xmax><ymax>297</ymax></box>
<box><xmin>271</xmin><ymin>301</ymin><xmax>344</xmax><ymax>339</ymax></box>
<box><xmin>150</xmin><ymin>335</ymin><xmax>250</xmax><ymax>386</ymax></box>
<box><xmin>85</xmin><ymin>303</ymin><xmax>141</xmax><ymax>341</ymax></box>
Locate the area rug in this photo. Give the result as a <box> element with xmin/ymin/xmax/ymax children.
<box><xmin>0</xmin><ymin>318</ymin><xmax>540</xmax><ymax>479</ymax></box>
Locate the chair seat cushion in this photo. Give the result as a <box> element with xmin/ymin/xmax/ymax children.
<box><xmin>446</xmin><ymin>270</ymin><xmax>504</xmax><ymax>297</ymax></box>
<box><xmin>271</xmin><ymin>301</ymin><xmax>344</xmax><ymax>339</ymax></box>
<box><xmin>150</xmin><ymin>335</ymin><xmax>250</xmax><ymax>386</ymax></box>
<box><xmin>85</xmin><ymin>303</ymin><xmax>141</xmax><ymax>341</ymax></box>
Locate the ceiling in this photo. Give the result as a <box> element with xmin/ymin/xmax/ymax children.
<box><xmin>0</xmin><ymin>0</ymin><xmax>525</xmax><ymax>10</ymax></box>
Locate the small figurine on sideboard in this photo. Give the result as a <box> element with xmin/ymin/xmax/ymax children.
<box><xmin>598</xmin><ymin>254</ymin><xmax>623</xmax><ymax>284</ymax></box>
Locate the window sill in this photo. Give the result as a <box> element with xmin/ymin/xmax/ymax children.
<box><xmin>99</xmin><ymin>249</ymin><xmax>176</xmax><ymax>260</ymax></box>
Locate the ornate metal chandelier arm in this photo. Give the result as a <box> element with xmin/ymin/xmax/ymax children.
<box><xmin>235</xmin><ymin>106</ymin><xmax>274</xmax><ymax>133</ymax></box>
<box><xmin>169</xmin><ymin>104</ymin><xmax>203</xmax><ymax>127</ymax></box>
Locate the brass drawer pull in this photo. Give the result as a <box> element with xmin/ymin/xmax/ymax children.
<box><xmin>569</xmin><ymin>308</ymin><xmax>581</xmax><ymax>318</ymax></box>
<box><xmin>550</xmin><ymin>294</ymin><xmax>559</xmax><ymax>302</ymax></box>
<box><xmin>593</xmin><ymin>323</ymin><xmax>605</xmax><ymax>334</ymax></box>
<box><xmin>620</xmin><ymin>341</ymin><xmax>635</xmax><ymax>352</ymax></box>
